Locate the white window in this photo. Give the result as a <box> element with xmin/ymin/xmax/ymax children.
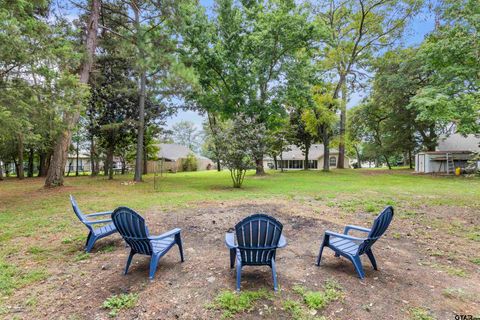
<box><xmin>329</xmin><ymin>156</ymin><xmax>337</xmax><ymax>167</ymax></box>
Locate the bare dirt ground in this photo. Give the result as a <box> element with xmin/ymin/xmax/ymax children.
<box><xmin>4</xmin><ymin>199</ymin><xmax>480</xmax><ymax>319</ymax></box>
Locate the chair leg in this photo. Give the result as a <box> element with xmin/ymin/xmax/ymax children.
<box><xmin>85</xmin><ymin>234</ymin><xmax>96</xmax><ymax>253</ymax></box>
<box><xmin>84</xmin><ymin>231</ymin><xmax>92</xmax><ymax>252</ymax></box>
<box><xmin>124</xmin><ymin>250</ymin><xmax>135</xmax><ymax>275</ymax></box>
<box><xmin>149</xmin><ymin>254</ymin><xmax>160</xmax><ymax>280</ymax></box>
<box><xmin>271</xmin><ymin>258</ymin><xmax>278</xmax><ymax>291</ymax></box>
<box><xmin>236</xmin><ymin>257</ymin><xmax>242</xmax><ymax>291</ymax></box>
<box><xmin>366</xmin><ymin>249</ymin><xmax>378</xmax><ymax>270</ymax></box>
<box><xmin>175</xmin><ymin>233</ymin><xmax>184</xmax><ymax>262</ymax></box>
<box><xmin>351</xmin><ymin>255</ymin><xmax>365</xmax><ymax>279</ymax></box>
<box><xmin>316</xmin><ymin>235</ymin><xmax>328</xmax><ymax>266</ymax></box>
<box><xmin>230</xmin><ymin>249</ymin><xmax>235</xmax><ymax>269</ymax></box>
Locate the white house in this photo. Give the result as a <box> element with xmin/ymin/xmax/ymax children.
<box><xmin>415</xmin><ymin>133</ymin><xmax>480</xmax><ymax>174</ymax></box>
<box><xmin>263</xmin><ymin>144</ymin><xmax>351</xmax><ymax>170</ymax></box>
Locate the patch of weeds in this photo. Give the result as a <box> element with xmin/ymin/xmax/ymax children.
<box><xmin>25</xmin><ymin>295</ymin><xmax>38</xmax><ymax>307</ymax></box>
<box><xmin>0</xmin><ymin>261</ymin><xmax>48</xmax><ymax>296</ymax></box>
<box><xmin>428</xmin><ymin>250</ymin><xmax>444</xmax><ymax>257</ymax></box>
<box><xmin>293</xmin><ymin>280</ymin><xmax>343</xmax><ymax>310</ymax></box>
<box><xmin>27</xmin><ymin>246</ymin><xmax>46</xmax><ymax>255</ymax></box>
<box><xmin>470</xmin><ymin>257</ymin><xmax>480</xmax><ymax>265</ymax></box>
<box><xmin>399</xmin><ymin>211</ymin><xmax>418</xmax><ymax>219</ymax></box>
<box><xmin>74</xmin><ymin>252</ymin><xmax>90</xmax><ymax>262</ymax></box>
<box><xmin>392</xmin><ymin>233</ymin><xmax>401</xmax><ymax>239</ymax></box>
<box><xmin>364</xmin><ymin>203</ymin><xmax>377</xmax><ymax>213</ymax></box>
<box><xmin>99</xmin><ymin>244</ymin><xmax>115</xmax><ymax>253</ymax></box>
<box><xmin>442</xmin><ymin>288</ymin><xmax>473</xmax><ymax>302</ymax></box>
<box><xmin>326</xmin><ymin>201</ymin><xmax>336</xmax><ymax>207</ymax></box>
<box><xmin>409</xmin><ymin>307</ymin><xmax>436</xmax><ymax>320</ymax></box>
<box><xmin>443</xmin><ymin>266</ymin><xmax>467</xmax><ymax>277</ymax></box>
<box><xmin>103</xmin><ymin>293</ymin><xmax>138</xmax><ymax>317</ymax></box>
<box><xmin>209</xmin><ymin>289</ymin><xmax>272</xmax><ymax>319</ymax></box>
<box><xmin>430</xmin><ymin>263</ymin><xmax>467</xmax><ymax>277</ymax></box>
<box><xmin>466</xmin><ymin>231</ymin><xmax>480</xmax><ymax>242</ymax></box>
<box><xmin>283</xmin><ymin>300</ymin><xmax>304</xmax><ymax>320</ymax></box>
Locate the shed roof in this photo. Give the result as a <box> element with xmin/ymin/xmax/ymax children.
<box><xmin>157</xmin><ymin>143</ymin><xmax>211</xmax><ymax>161</ymax></box>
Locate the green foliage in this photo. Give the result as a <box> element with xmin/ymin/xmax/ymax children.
<box><xmin>209</xmin><ymin>289</ymin><xmax>271</xmax><ymax>319</ymax></box>
<box><xmin>181</xmin><ymin>153</ymin><xmax>198</xmax><ymax>172</ymax></box>
<box><xmin>74</xmin><ymin>252</ymin><xmax>90</xmax><ymax>262</ymax></box>
<box><xmin>409</xmin><ymin>307</ymin><xmax>436</xmax><ymax>320</ymax></box>
<box><xmin>293</xmin><ymin>280</ymin><xmax>343</xmax><ymax>310</ymax></box>
<box><xmin>103</xmin><ymin>293</ymin><xmax>138</xmax><ymax>317</ymax></box>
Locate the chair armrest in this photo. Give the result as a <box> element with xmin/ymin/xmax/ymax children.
<box><xmin>325</xmin><ymin>230</ymin><xmax>365</xmax><ymax>242</ymax></box>
<box><xmin>149</xmin><ymin>228</ymin><xmax>181</xmax><ymax>240</ymax></box>
<box><xmin>344</xmin><ymin>225</ymin><xmax>371</xmax><ymax>234</ymax></box>
<box><xmin>86</xmin><ymin>219</ymin><xmax>112</xmax><ymax>225</ymax></box>
<box><xmin>86</xmin><ymin>211</ymin><xmax>113</xmax><ymax>217</ymax></box>
<box><xmin>225</xmin><ymin>232</ymin><xmax>237</xmax><ymax>249</ymax></box>
<box><xmin>278</xmin><ymin>235</ymin><xmax>287</xmax><ymax>248</ymax></box>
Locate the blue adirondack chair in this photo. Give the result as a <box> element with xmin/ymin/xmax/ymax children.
<box><xmin>70</xmin><ymin>195</ymin><xmax>117</xmax><ymax>252</ymax></box>
<box><xmin>225</xmin><ymin>213</ymin><xmax>287</xmax><ymax>291</ymax></box>
<box><xmin>316</xmin><ymin>206</ymin><xmax>394</xmax><ymax>279</ymax></box>
<box><xmin>111</xmin><ymin>207</ymin><xmax>184</xmax><ymax>279</ymax></box>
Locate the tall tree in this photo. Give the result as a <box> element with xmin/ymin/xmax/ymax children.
<box><xmin>171</xmin><ymin>120</ymin><xmax>201</xmax><ymax>152</ymax></box>
<box><xmin>45</xmin><ymin>0</ymin><xmax>101</xmax><ymax>187</ymax></box>
<box><xmin>316</xmin><ymin>0</ymin><xmax>422</xmax><ymax>168</ymax></box>
<box><xmin>182</xmin><ymin>0</ymin><xmax>322</xmax><ymax>175</ymax></box>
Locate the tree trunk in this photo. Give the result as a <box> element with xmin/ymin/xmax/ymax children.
<box><xmin>90</xmin><ymin>136</ymin><xmax>98</xmax><ymax>176</ymax></box>
<box><xmin>337</xmin><ymin>82</ymin><xmax>347</xmax><ymax>169</ymax></box>
<box><xmin>273</xmin><ymin>155</ymin><xmax>278</xmax><ymax>170</ymax></box>
<box><xmin>384</xmin><ymin>155</ymin><xmax>392</xmax><ymax>170</ymax></box>
<box><xmin>107</xmin><ymin>146</ymin><xmax>114</xmax><ymax>180</ymax></box>
<box><xmin>216</xmin><ymin>159</ymin><xmax>221</xmax><ymax>171</ymax></box>
<box><xmin>255</xmin><ymin>158</ymin><xmax>265</xmax><ymax>175</ymax></box>
<box><xmin>354</xmin><ymin>146</ymin><xmax>361</xmax><ymax>169</ymax></box>
<box><xmin>75</xmin><ymin>140</ymin><xmax>79</xmax><ymax>176</ymax></box>
<box><xmin>0</xmin><ymin>160</ymin><xmax>3</xmax><ymax>180</ymax></box>
<box><xmin>304</xmin><ymin>143</ymin><xmax>310</xmax><ymax>170</ymax></box>
<box><xmin>27</xmin><ymin>148</ymin><xmax>34</xmax><ymax>177</ymax></box>
<box><xmin>143</xmin><ymin>142</ymin><xmax>148</xmax><ymax>174</ymax></box>
<box><xmin>409</xmin><ymin>149</ymin><xmax>413</xmax><ymax>169</ymax></box>
<box><xmin>38</xmin><ymin>152</ymin><xmax>46</xmax><ymax>177</ymax></box>
<box><xmin>322</xmin><ymin>129</ymin><xmax>330</xmax><ymax>172</ymax></box>
<box><xmin>280</xmin><ymin>154</ymin><xmax>284</xmax><ymax>172</ymax></box>
<box><xmin>133</xmin><ymin>3</ymin><xmax>145</xmax><ymax>182</ymax></box>
<box><xmin>44</xmin><ymin>0</ymin><xmax>100</xmax><ymax>187</ymax></box>
<box><xmin>121</xmin><ymin>158</ymin><xmax>126</xmax><ymax>174</ymax></box>
<box><xmin>17</xmin><ymin>134</ymin><xmax>25</xmax><ymax>179</ymax></box>
<box><xmin>13</xmin><ymin>160</ymin><xmax>18</xmax><ymax>177</ymax></box>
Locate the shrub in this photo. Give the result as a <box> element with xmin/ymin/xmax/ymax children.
<box><xmin>181</xmin><ymin>153</ymin><xmax>198</xmax><ymax>172</ymax></box>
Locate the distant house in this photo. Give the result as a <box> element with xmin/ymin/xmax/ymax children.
<box><xmin>263</xmin><ymin>144</ymin><xmax>351</xmax><ymax>170</ymax></box>
<box><xmin>415</xmin><ymin>133</ymin><xmax>480</xmax><ymax>174</ymax></box>
<box><xmin>65</xmin><ymin>153</ymin><xmax>92</xmax><ymax>174</ymax></box>
<box><xmin>146</xmin><ymin>143</ymin><xmax>214</xmax><ymax>173</ymax></box>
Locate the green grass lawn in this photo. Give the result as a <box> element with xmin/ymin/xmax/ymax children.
<box><xmin>1</xmin><ymin>169</ymin><xmax>479</xmax><ymax>244</ymax></box>
<box><xmin>0</xmin><ymin>169</ymin><xmax>479</xmax><ymax>318</ymax></box>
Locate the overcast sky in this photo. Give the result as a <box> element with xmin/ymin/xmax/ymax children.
<box><xmin>167</xmin><ymin>1</ymin><xmax>436</xmax><ymax>132</ymax></box>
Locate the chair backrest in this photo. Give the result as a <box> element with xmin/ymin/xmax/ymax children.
<box><xmin>111</xmin><ymin>207</ymin><xmax>152</xmax><ymax>255</ymax></box>
<box><xmin>235</xmin><ymin>213</ymin><xmax>283</xmax><ymax>265</ymax></box>
<box><xmin>358</xmin><ymin>206</ymin><xmax>394</xmax><ymax>255</ymax></box>
<box><xmin>70</xmin><ymin>195</ymin><xmax>90</xmax><ymax>226</ymax></box>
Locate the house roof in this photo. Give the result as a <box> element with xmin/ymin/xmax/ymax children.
<box><xmin>436</xmin><ymin>133</ymin><xmax>480</xmax><ymax>152</ymax></box>
<box><xmin>264</xmin><ymin>144</ymin><xmax>339</xmax><ymax>161</ymax></box>
<box><xmin>157</xmin><ymin>143</ymin><xmax>212</xmax><ymax>161</ymax></box>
